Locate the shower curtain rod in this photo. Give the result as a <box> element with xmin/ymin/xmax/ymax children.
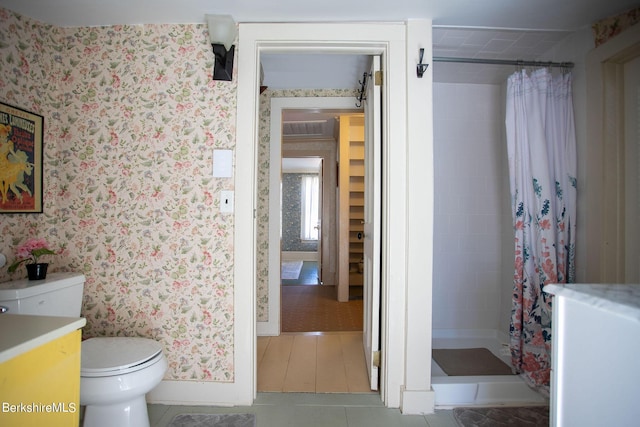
<box><xmin>433</xmin><ymin>56</ymin><xmax>574</xmax><ymax>69</ymax></box>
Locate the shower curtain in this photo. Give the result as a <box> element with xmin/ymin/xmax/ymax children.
<box><xmin>505</xmin><ymin>68</ymin><xmax>577</xmax><ymax>392</ymax></box>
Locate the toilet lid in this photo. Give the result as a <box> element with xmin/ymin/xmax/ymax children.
<box><xmin>81</xmin><ymin>337</ymin><xmax>163</xmax><ymax>374</ymax></box>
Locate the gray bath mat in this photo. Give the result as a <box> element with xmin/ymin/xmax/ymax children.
<box><xmin>168</xmin><ymin>413</ymin><xmax>256</xmax><ymax>427</ymax></box>
<box><xmin>433</xmin><ymin>348</ymin><xmax>514</xmax><ymax>376</ymax></box>
<box><xmin>453</xmin><ymin>406</ymin><xmax>549</xmax><ymax>426</ymax></box>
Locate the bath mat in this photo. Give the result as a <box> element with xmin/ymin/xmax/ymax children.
<box><xmin>281</xmin><ymin>260</ymin><xmax>303</xmax><ymax>280</ymax></box>
<box><xmin>432</xmin><ymin>348</ymin><xmax>514</xmax><ymax>376</ymax></box>
<box><xmin>453</xmin><ymin>406</ymin><xmax>549</xmax><ymax>426</ymax></box>
<box><xmin>168</xmin><ymin>413</ymin><xmax>256</xmax><ymax>427</ymax></box>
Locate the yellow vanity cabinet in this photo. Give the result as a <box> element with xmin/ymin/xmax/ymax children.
<box><xmin>0</xmin><ymin>314</ymin><xmax>86</xmax><ymax>427</ymax></box>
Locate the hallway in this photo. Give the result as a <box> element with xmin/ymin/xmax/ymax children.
<box><xmin>257</xmin><ymin>332</ymin><xmax>372</xmax><ymax>393</ymax></box>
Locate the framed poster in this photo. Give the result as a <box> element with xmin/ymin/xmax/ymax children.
<box><xmin>0</xmin><ymin>102</ymin><xmax>44</xmax><ymax>213</ymax></box>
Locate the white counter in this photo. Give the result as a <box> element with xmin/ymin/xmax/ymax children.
<box><xmin>544</xmin><ymin>283</ymin><xmax>640</xmax><ymax>322</ymax></box>
<box><xmin>0</xmin><ymin>314</ymin><xmax>86</xmax><ymax>363</ymax></box>
<box><xmin>544</xmin><ymin>283</ymin><xmax>640</xmax><ymax>427</ymax></box>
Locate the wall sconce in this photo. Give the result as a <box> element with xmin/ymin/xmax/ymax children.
<box><xmin>206</xmin><ymin>14</ymin><xmax>237</xmax><ymax>81</ymax></box>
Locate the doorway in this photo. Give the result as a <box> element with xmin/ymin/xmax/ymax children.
<box><xmin>257</xmin><ymin>102</ymin><xmax>371</xmax><ymax>393</ymax></box>
<box><xmin>585</xmin><ymin>30</ymin><xmax>640</xmax><ymax>282</ymax></box>
<box><xmin>235</xmin><ymin>22</ymin><xmax>412</xmax><ymax>407</ymax></box>
<box><xmin>281</xmin><ymin>156</ymin><xmax>323</xmax><ymax>287</ymax></box>
<box><xmin>257</xmin><ymin>56</ymin><xmax>379</xmax><ymax>391</ymax></box>
<box><xmin>257</xmin><ymin>97</ymin><xmax>367</xmax><ymax>336</ymax></box>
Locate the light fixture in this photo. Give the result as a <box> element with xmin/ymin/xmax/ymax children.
<box><xmin>206</xmin><ymin>14</ymin><xmax>237</xmax><ymax>81</ymax></box>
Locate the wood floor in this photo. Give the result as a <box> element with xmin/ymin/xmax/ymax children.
<box><xmin>257</xmin><ymin>332</ymin><xmax>374</xmax><ymax>394</ymax></box>
<box><xmin>281</xmin><ymin>285</ymin><xmax>363</xmax><ymax>332</ymax></box>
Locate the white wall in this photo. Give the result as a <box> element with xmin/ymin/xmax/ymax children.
<box><xmin>538</xmin><ymin>26</ymin><xmax>593</xmax><ymax>282</ymax></box>
<box><xmin>433</xmin><ymin>82</ymin><xmax>511</xmax><ymax>334</ymax></box>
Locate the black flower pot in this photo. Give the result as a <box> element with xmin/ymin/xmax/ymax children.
<box><xmin>26</xmin><ymin>263</ymin><xmax>48</xmax><ymax>280</ymax></box>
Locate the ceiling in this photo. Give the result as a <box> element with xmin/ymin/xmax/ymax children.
<box><xmin>0</xmin><ymin>0</ymin><xmax>635</xmax><ymax>30</ymax></box>
<box><xmin>0</xmin><ymin>0</ymin><xmax>636</xmax><ymax>88</ymax></box>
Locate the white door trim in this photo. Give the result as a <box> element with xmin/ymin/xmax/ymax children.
<box><xmin>235</xmin><ymin>22</ymin><xmax>408</xmax><ymax>408</ymax></box>
<box><xmin>585</xmin><ymin>24</ymin><xmax>640</xmax><ymax>282</ymax></box>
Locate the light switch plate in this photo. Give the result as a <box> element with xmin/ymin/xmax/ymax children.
<box><xmin>212</xmin><ymin>149</ymin><xmax>233</xmax><ymax>178</ymax></box>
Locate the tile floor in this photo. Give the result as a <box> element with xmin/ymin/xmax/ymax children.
<box><xmin>147</xmin><ymin>393</ymin><xmax>459</xmax><ymax>427</ymax></box>
<box><xmin>137</xmin><ymin>331</ymin><xmax>458</xmax><ymax>426</ymax></box>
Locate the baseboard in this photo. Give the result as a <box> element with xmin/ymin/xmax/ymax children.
<box><xmin>401</xmin><ymin>388</ymin><xmax>436</xmax><ymax>414</ymax></box>
<box><xmin>147</xmin><ymin>379</ymin><xmax>253</xmax><ymax>407</ymax></box>
<box><xmin>257</xmin><ymin>320</ymin><xmax>279</xmax><ymax>336</ymax></box>
<box><xmin>281</xmin><ymin>251</ymin><xmax>317</xmax><ymax>262</ymax></box>
<box><xmin>432</xmin><ymin>329</ymin><xmax>504</xmax><ymax>340</ymax></box>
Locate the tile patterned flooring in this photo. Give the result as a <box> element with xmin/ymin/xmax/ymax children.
<box><xmin>148</xmin><ymin>394</ymin><xmax>459</xmax><ymax>427</ymax></box>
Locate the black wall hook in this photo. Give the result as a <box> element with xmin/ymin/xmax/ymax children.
<box><xmin>417</xmin><ymin>48</ymin><xmax>429</xmax><ymax>78</ymax></box>
<box><xmin>356</xmin><ymin>72</ymin><xmax>369</xmax><ymax>107</ymax></box>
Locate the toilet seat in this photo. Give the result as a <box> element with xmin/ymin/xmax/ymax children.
<box><xmin>81</xmin><ymin>337</ymin><xmax>164</xmax><ymax>377</ymax></box>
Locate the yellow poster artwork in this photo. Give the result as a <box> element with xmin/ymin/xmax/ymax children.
<box><xmin>0</xmin><ymin>102</ymin><xmax>43</xmax><ymax>213</ymax></box>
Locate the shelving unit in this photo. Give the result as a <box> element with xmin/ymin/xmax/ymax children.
<box><xmin>338</xmin><ymin>114</ymin><xmax>365</xmax><ymax>301</ymax></box>
<box><xmin>349</xmin><ymin>135</ymin><xmax>365</xmax><ymax>286</ymax></box>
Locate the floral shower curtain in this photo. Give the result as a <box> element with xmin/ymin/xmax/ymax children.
<box><xmin>505</xmin><ymin>68</ymin><xmax>577</xmax><ymax>392</ymax></box>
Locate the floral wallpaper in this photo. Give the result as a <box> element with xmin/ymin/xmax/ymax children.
<box><xmin>592</xmin><ymin>6</ymin><xmax>640</xmax><ymax>47</ymax></box>
<box><xmin>281</xmin><ymin>173</ymin><xmax>318</xmax><ymax>252</ymax></box>
<box><xmin>0</xmin><ymin>9</ymin><xmax>236</xmax><ymax>382</ymax></box>
<box><xmin>0</xmin><ymin>6</ymin><xmax>360</xmax><ymax>379</ymax></box>
<box><xmin>255</xmin><ymin>88</ymin><xmax>357</xmax><ymax>322</ymax></box>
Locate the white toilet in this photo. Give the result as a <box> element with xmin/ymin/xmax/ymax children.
<box><xmin>0</xmin><ymin>272</ymin><xmax>167</xmax><ymax>427</ymax></box>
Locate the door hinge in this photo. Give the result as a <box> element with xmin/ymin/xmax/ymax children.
<box><xmin>374</xmin><ymin>71</ymin><xmax>382</xmax><ymax>86</ymax></box>
<box><xmin>373</xmin><ymin>350</ymin><xmax>381</xmax><ymax>368</ymax></box>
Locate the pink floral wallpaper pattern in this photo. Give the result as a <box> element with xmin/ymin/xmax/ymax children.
<box><xmin>0</xmin><ymin>6</ymin><xmax>361</xmax><ymax>381</ymax></box>
<box><xmin>592</xmin><ymin>6</ymin><xmax>640</xmax><ymax>47</ymax></box>
<box><xmin>0</xmin><ymin>9</ymin><xmax>236</xmax><ymax>382</ymax></box>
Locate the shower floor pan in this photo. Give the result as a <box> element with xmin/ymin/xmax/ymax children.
<box><xmin>432</xmin><ymin>331</ymin><xmax>548</xmax><ymax>407</ymax></box>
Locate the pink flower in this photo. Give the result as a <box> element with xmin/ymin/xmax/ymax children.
<box><xmin>539</xmin><ymin>219</ymin><xmax>551</xmax><ymax>230</ymax></box>
<box><xmin>8</xmin><ymin>237</ymin><xmax>57</xmax><ymax>272</ymax></box>
<box><xmin>541</xmin><ymin>258</ymin><xmax>558</xmax><ymax>283</ymax></box>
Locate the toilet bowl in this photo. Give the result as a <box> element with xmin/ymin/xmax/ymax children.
<box><xmin>0</xmin><ymin>274</ymin><xmax>167</xmax><ymax>427</ymax></box>
<box><xmin>80</xmin><ymin>337</ymin><xmax>167</xmax><ymax>427</ymax></box>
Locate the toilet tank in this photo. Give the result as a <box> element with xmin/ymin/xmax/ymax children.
<box><xmin>0</xmin><ymin>272</ymin><xmax>85</xmax><ymax>316</ymax></box>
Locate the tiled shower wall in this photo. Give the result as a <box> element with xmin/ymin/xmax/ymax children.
<box><xmin>433</xmin><ymin>82</ymin><xmax>513</xmax><ymax>334</ymax></box>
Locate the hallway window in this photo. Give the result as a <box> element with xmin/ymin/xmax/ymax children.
<box><xmin>301</xmin><ymin>175</ymin><xmax>319</xmax><ymax>241</ymax></box>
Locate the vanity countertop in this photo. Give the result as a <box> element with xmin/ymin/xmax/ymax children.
<box><xmin>544</xmin><ymin>283</ymin><xmax>640</xmax><ymax>323</ymax></box>
<box><xmin>0</xmin><ymin>314</ymin><xmax>86</xmax><ymax>363</ymax></box>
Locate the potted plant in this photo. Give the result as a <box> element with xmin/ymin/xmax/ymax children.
<box><xmin>8</xmin><ymin>237</ymin><xmax>57</xmax><ymax>280</ymax></box>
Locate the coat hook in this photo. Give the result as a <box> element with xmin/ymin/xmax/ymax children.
<box><xmin>417</xmin><ymin>48</ymin><xmax>429</xmax><ymax>78</ymax></box>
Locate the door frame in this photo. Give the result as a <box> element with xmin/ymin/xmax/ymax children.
<box><xmin>585</xmin><ymin>24</ymin><xmax>640</xmax><ymax>282</ymax></box>
<box><xmin>235</xmin><ymin>22</ymin><xmax>409</xmax><ymax>408</ymax></box>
